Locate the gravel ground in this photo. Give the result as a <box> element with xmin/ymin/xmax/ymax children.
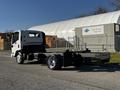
<box><xmin>0</xmin><ymin>51</ymin><xmax>120</xmax><ymax>90</ymax></box>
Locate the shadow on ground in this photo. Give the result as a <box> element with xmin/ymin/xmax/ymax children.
<box><xmin>61</xmin><ymin>63</ymin><xmax>120</xmax><ymax>72</ymax></box>
<box><xmin>24</xmin><ymin>61</ymin><xmax>120</xmax><ymax>72</ymax></box>
<box><xmin>24</xmin><ymin>60</ymin><xmax>47</xmax><ymax>66</ymax></box>
<box><xmin>24</xmin><ymin>61</ymin><xmax>40</xmax><ymax>64</ymax></box>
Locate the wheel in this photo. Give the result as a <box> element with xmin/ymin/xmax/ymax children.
<box><xmin>74</xmin><ymin>54</ymin><xmax>83</xmax><ymax>68</ymax></box>
<box><xmin>16</xmin><ymin>52</ymin><xmax>24</xmax><ymax>64</ymax></box>
<box><xmin>47</xmin><ymin>55</ymin><xmax>62</xmax><ymax>70</ymax></box>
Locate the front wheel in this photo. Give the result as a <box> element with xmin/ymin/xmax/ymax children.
<box><xmin>47</xmin><ymin>55</ymin><xmax>62</xmax><ymax>70</ymax></box>
<box><xmin>16</xmin><ymin>52</ymin><xmax>24</xmax><ymax>64</ymax></box>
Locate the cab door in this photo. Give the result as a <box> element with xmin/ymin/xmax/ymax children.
<box><xmin>11</xmin><ymin>32</ymin><xmax>21</xmax><ymax>57</ymax></box>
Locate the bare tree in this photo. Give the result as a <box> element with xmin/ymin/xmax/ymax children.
<box><xmin>76</xmin><ymin>7</ymin><xmax>108</xmax><ymax>18</ymax></box>
<box><xmin>110</xmin><ymin>0</ymin><xmax>120</xmax><ymax>10</ymax></box>
<box><xmin>93</xmin><ymin>7</ymin><xmax>108</xmax><ymax>15</ymax></box>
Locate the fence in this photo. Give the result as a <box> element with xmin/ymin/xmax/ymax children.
<box><xmin>50</xmin><ymin>35</ymin><xmax>120</xmax><ymax>52</ymax></box>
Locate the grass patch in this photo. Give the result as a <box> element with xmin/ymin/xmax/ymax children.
<box><xmin>110</xmin><ymin>53</ymin><xmax>120</xmax><ymax>63</ymax></box>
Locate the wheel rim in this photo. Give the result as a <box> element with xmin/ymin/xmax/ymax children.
<box><xmin>16</xmin><ymin>53</ymin><xmax>22</xmax><ymax>63</ymax></box>
<box><xmin>48</xmin><ymin>56</ymin><xmax>56</xmax><ymax>69</ymax></box>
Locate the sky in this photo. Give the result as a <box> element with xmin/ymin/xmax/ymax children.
<box><xmin>0</xmin><ymin>0</ymin><xmax>113</xmax><ymax>32</ymax></box>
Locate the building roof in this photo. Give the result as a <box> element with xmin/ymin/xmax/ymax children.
<box><xmin>28</xmin><ymin>10</ymin><xmax>120</xmax><ymax>38</ymax></box>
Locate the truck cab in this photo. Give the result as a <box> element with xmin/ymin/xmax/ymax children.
<box><xmin>11</xmin><ymin>30</ymin><xmax>46</xmax><ymax>63</ymax></box>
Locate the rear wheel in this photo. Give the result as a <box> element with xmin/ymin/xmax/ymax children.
<box><xmin>74</xmin><ymin>55</ymin><xmax>83</xmax><ymax>68</ymax></box>
<box><xmin>47</xmin><ymin>55</ymin><xmax>62</xmax><ymax>70</ymax></box>
<box><xmin>16</xmin><ymin>52</ymin><xmax>24</xmax><ymax>64</ymax></box>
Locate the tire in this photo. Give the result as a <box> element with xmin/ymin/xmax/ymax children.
<box><xmin>74</xmin><ymin>54</ymin><xmax>83</xmax><ymax>68</ymax></box>
<box><xmin>47</xmin><ymin>55</ymin><xmax>62</xmax><ymax>70</ymax></box>
<box><xmin>16</xmin><ymin>52</ymin><xmax>24</xmax><ymax>64</ymax></box>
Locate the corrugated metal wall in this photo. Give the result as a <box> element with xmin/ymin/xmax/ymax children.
<box><xmin>0</xmin><ymin>35</ymin><xmax>4</xmax><ymax>50</ymax></box>
<box><xmin>0</xmin><ymin>33</ymin><xmax>11</xmax><ymax>50</ymax></box>
<box><xmin>75</xmin><ymin>23</ymin><xmax>120</xmax><ymax>52</ymax></box>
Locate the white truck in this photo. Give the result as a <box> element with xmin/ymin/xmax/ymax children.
<box><xmin>11</xmin><ymin>30</ymin><xmax>110</xmax><ymax>70</ymax></box>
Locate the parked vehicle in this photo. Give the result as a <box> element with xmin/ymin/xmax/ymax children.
<box><xmin>11</xmin><ymin>30</ymin><xmax>110</xmax><ymax>70</ymax></box>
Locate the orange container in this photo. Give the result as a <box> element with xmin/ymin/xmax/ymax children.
<box><xmin>45</xmin><ymin>35</ymin><xmax>57</xmax><ymax>48</ymax></box>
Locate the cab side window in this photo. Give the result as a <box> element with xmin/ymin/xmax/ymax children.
<box><xmin>12</xmin><ymin>32</ymin><xmax>19</xmax><ymax>44</ymax></box>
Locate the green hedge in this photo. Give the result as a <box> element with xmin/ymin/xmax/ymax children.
<box><xmin>110</xmin><ymin>53</ymin><xmax>120</xmax><ymax>63</ymax></box>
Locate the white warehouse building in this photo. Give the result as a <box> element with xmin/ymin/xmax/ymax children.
<box><xmin>29</xmin><ymin>10</ymin><xmax>120</xmax><ymax>52</ymax></box>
